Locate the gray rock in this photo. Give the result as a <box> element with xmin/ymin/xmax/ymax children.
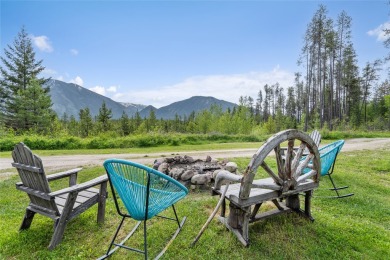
<box><xmin>158</xmin><ymin>162</ymin><xmax>169</xmax><ymax>174</ymax></box>
<box><xmin>184</xmin><ymin>155</ymin><xmax>195</xmax><ymax>163</ymax></box>
<box><xmin>181</xmin><ymin>170</ymin><xmax>197</xmax><ymax>181</ymax></box>
<box><xmin>191</xmin><ymin>174</ymin><xmax>211</xmax><ymax>185</ymax></box>
<box><xmin>170</xmin><ymin>168</ymin><xmax>185</xmax><ymax>180</ymax></box>
<box><xmin>225</xmin><ymin>162</ymin><xmax>238</xmax><ymax>173</ymax></box>
<box><xmin>153</xmin><ymin>159</ymin><xmax>165</xmax><ymax>170</ymax></box>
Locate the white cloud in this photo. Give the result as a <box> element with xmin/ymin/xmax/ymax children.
<box><xmin>107</xmin><ymin>86</ymin><xmax>117</xmax><ymax>93</ymax></box>
<box><xmin>70</xmin><ymin>76</ymin><xmax>84</xmax><ymax>86</ymax></box>
<box><xmin>111</xmin><ymin>66</ymin><xmax>294</xmax><ymax>108</ymax></box>
<box><xmin>89</xmin><ymin>86</ymin><xmax>106</xmax><ymax>95</ymax></box>
<box><xmin>31</xmin><ymin>35</ymin><xmax>53</xmax><ymax>52</ymax></box>
<box><xmin>70</xmin><ymin>49</ymin><xmax>79</xmax><ymax>56</ymax></box>
<box><xmin>89</xmin><ymin>85</ymin><xmax>118</xmax><ymax>96</ymax></box>
<box><xmin>367</xmin><ymin>22</ymin><xmax>390</xmax><ymax>42</ymax></box>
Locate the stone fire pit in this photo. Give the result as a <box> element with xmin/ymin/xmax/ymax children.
<box><xmin>152</xmin><ymin>155</ymin><xmax>238</xmax><ymax>188</ymax></box>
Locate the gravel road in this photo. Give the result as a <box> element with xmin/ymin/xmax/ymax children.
<box><xmin>1</xmin><ymin>138</ymin><xmax>390</xmax><ymax>178</ymax></box>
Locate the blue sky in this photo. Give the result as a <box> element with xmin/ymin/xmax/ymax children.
<box><xmin>1</xmin><ymin>0</ymin><xmax>389</xmax><ymax>107</ymax></box>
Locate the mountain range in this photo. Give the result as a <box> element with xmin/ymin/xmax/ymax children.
<box><xmin>48</xmin><ymin>79</ymin><xmax>236</xmax><ymax>120</ymax></box>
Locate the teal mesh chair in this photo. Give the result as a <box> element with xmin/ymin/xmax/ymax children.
<box><xmin>305</xmin><ymin>140</ymin><xmax>354</xmax><ymax>198</ymax></box>
<box><xmin>100</xmin><ymin>159</ymin><xmax>188</xmax><ymax>259</ymax></box>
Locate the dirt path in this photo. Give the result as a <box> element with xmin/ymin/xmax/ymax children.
<box><xmin>1</xmin><ymin>138</ymin><xmax>390</xmax><ymax>178</ymax></box>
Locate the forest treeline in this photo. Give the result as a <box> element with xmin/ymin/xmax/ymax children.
<box><xmin>1</xmin><ymin>5</ymin><xmax>390</xmax><ymax>142</ymax></box>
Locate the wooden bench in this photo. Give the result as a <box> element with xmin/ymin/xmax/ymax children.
<box><xmin>211</xmin><ymin>129</ymin><xmax>321</xmax><ymax>246</ymax></box>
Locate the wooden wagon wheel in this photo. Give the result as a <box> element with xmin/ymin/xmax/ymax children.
<box><xmin>239</xmin><ymin>129</ymin><xmax>321</xmax><ymax>199</ymax></box>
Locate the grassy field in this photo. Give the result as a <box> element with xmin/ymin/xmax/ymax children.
<box><xmin>0</xmin><ymin>148</ymin><xmax>389</xmax><ymax>259</ymax></box>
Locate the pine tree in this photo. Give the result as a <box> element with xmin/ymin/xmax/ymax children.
<box><xmin>360</xmin><ymin>60</ymin><xmax>382</xmax><ymax>124</ymax></box>
<box><xmin>120</xmin><ymin>111</ymin><xmax>131</xmax><ymax>135</ymax></box>
<box><xmin>147</xmin><ymin>109</ymin><xmax>157</xmax><ymax>132</ymax></box>
<box><xmin>0</xmin><ymin>26</ymin><xmax>51</xmax><ymax>130</ymax></box>
<box><xmin>97</xmin><ymin>101</ymin><xmax>112</xmax><ymax>132</ymax></box>
<box><xmin>12</xmin><ymin>78</ymin><xmax>53</xmax><ymax>132</ymax></box>
<box><xmin>79</xmin><ymin>108</ymin><xmax>93</xmax><ymax>137</ymax></box>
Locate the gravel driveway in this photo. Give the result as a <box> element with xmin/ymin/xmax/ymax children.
<box><xmin>1</xmin><ymin>138</ymin><xmax>390</xmax><ymax>179</ymax></box>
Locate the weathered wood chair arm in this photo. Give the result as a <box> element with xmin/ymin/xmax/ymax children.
<box><xmin>214</xmin><ymin>170</ymin><xmax>243</xmax><ymax>190</ymax></box>
<box><xmin>49</xmin><ymin>175</ymin><xmax>108</xmax><ymax>197</ymax></box>
<box><xmin>46</xmin><ymin>168</ymin><xmax>83</xmax><ymax>181</ymax></box>
<box><xmin>16</xmin><ymin>183</ymin><xmax>53</xmax><ymax>200</ymax></box>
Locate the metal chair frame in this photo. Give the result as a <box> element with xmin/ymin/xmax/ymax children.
<box><xmin>319</xmin><ymin>141</ymin><xmax>354</xmax><ymax>198</ymax></box>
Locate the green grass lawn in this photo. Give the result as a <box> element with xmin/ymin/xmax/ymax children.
<box><xmin>0</xmin><ymin>148</ymin><xmax>389</xmax><ymax>259</ymax></box>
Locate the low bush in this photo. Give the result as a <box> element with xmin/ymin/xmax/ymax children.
<box><xmin>0</xmin><ymin>133</ymin><xmax>265</xmax><ymax>151</ymax></box>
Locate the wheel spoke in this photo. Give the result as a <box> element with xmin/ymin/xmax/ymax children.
<box><xmin>274</xmin><ymin>144</ymin><xmax>285</xmax><ymax>180</ymax></box>
<box><xmin>291</xmin><ymin>142</ymin><xmax>307</xmax><ymax>178</ymax></box>
<box><xmin>284</xmin><ymin>139</ymin><xmax>295</xmax><ymax>179</ymax></box>
<box><xmin>261</xmin><ymin>162</ymin><xmax>283</xmax><ymax>185</ymax></box>
<box><xmin>294</xmin><ymin>154</ymin><xmax>313</xmax><ymax>179</ymax></box>
<box><xmin>296</xmin><ymin>169</ymin><xmax>317</xmax><ymax>184</ymax></box>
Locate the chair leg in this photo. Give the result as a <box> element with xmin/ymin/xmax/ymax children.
<box><xmin>98</xmin><ymin>220</ymin><xmax>142</xmax><ymax>260</ymax></box>
<box><xmin>172</xmin><ymin>205</ymin><xmax>182</xmax><ymax>228</ymax></box>
<box><xmin>304</xmin><ymin>190</ymin><xmax>314</xmax><ymax>221</ymax></box>
<box><xmin>144</xmin><ymin>220</ymin><xmax>148</xmax><ymax>260</ymax></box>
<box><xmin>328</xmin><ymin>175</ymin><xmax>354</xmax><ymax>198</ymax></box>
<box><xmin>48</xmin><ymin>192</ymin><xmax>78</xmax><ymax>250</ymax></box>
<box><xmin>97</xmin><ymin>182</ymin><xmax>108</xmax><ymax>224</ymax></box>
<box><xmin>99</xmin><ymin>206</ymin><xmax>186</xmax><ymax>260</ymax></box>
<box><xmin>20</xmin><ymin>208</ymin><xmax>35</xmax><ymax>230</ymax></box>
<box><xmin>106</xmin><ymin>216</ymin><xmax>126</xmax><ymax>256</ymax></box>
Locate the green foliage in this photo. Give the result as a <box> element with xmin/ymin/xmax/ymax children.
<box><xmin>13</xmin><ymin>79</ymin><xmax>54</xmax><ymax>133</ymax></box>
<box><xmin>320</xmin><ymin>130</ymin><xmax>390</xmax><ymax>139</ymax></box>
<box><xmin>79</xmin><ymin>107</ymin><xmax>93</xmax><ymax>137</ymax></box>
<box><xmin>0</xmin><ymin>133</ymin><xmax>267</xmax><ymax>151</ymax></box>
<box><xmin>97</xmin><ymin>101</ymin><xmax>112</xmax><ymax>132</ymax></box>
<box><xmin>0</xmin><ymin>26</ymin><xmax>51</xmax><ymax>131</ymax></box>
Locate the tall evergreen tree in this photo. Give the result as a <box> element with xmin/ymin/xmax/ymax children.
<box><xmin>13</xmin><ymin>78</ymin><xmax>53</xmax><ymax>132</ymax></box>
<box><xmin>79</xmin><ymin>108</ymin><xmax>93</xmax><ymax>137</ymax></box>
<box><xmin>360</xmin><ymin>60</ymin><xmax>381</xmax><ymax>124</ymax></box>
<box><xmin>120</xmin><ymin>111</ymin><xmax>131</xmax><ymax>135</ymax></box>
<box><xmin>0</xmin><ymin>26</ymin><xmax>51</xmax><ymax>130</ymax></box>
<box><xmin>97</xmin><ymin>101</ymin><xmax>112</xmax><ymax>132</ymax></box>
<box><xmin>147</xmin><ymin>109</ymin><xmax>157</xmax><ymax>131</ymax></box>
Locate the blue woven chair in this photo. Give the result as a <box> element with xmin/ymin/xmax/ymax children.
<box><xmin>305</xmin><ymin>140</ymin><xmax>354</xmax><ymax>198</ymax></box>
<box><xmin>100</xmin><ymin>159</ymin><xmax>188</xmax><ymax>259</ymax></box>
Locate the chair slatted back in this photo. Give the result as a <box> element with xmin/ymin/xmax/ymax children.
<box><xmin>302</xmin><ymin>130</ymin><xmax>321</xmax><ymax>154</ymax></box>
<box><xmin>310</xmin><ymin>130</ymin><xmax>321</xmax><ymax>147</ymax></box>
<box><xmin>104</xmin><ymin>159</ymin><xmax>188</xmax><ymax>221</ymax></box>
<box><xmin>12</xmin><ymin>143</ymin><xmax>58</xmax><ymax>214</ymax></box>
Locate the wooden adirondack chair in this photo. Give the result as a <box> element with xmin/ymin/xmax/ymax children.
<box><xmin>281</xmin><ymin>129</ymin><xmax>321</xmax><ymax>157</ymax></box>
<box><xmin>12</xmin><ymin>142</ymin><xmax>108</xmax><ymax>250</ymax></box>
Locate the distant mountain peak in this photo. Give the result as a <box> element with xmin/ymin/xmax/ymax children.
<box><xmin>140</xmin><ymin>96</ymin><xmax>236</xmax><ymax>119</ymax></box>
<box><xmin>120</xmin><ymin>102</ymin><xmax>147</xmax><ymax>109</ymax></box>
<box><xmin>48</xmin><ymin>80</ymin><xmax>237</xmax><ymax>120</ymax></box>
<box><xmin>48</xmin><ymin>79</ymin><xmax>146</xmax><ymax>119</ymax></box>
